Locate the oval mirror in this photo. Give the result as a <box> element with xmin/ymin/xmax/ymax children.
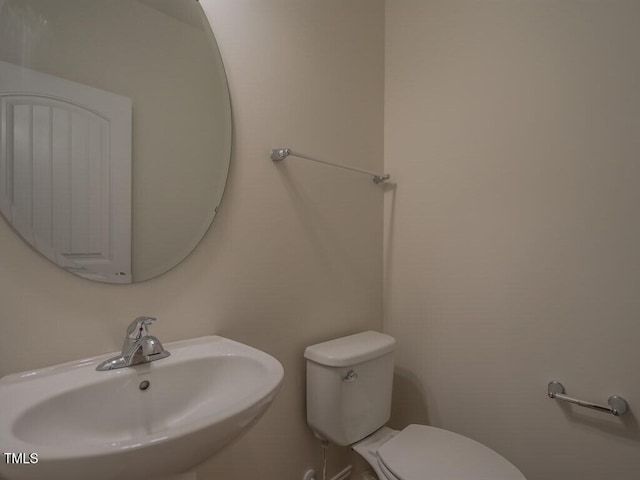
<box><xmin>0</xmin><ymin>0</ymin><xmax>231</xmax><ymax>283</ymax></box>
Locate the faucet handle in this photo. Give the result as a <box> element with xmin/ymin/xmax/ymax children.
<box><xmin>126</xmin><ymin>316</ymin><xmax>156</xmax><ymax>342</ymax></box>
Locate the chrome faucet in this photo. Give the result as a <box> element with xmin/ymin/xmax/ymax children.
<box><xmin>96</xmin><ymin>316</ymin><xmax>170</xmax><ymax>371</ymax></box>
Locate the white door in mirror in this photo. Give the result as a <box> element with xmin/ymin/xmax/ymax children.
<box><xmin>0</xmin><ymin>60</ymin><xmax>132</xmax><ymax>283</ymax></box>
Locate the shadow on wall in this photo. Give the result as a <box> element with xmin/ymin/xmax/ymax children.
<box><xmin>554</xmin><ymin>400</ymin><xmax>640</xmax><ymax>444</ymax></box>
<box><xmin>382</xmin><ymin>181</ymin><xmax>397</xmax><ymax>322</ymax></box>
<box><xmin>388</xmin><ymin>366</ymin><xmax>430</xmax><ymax>430</ymax></box>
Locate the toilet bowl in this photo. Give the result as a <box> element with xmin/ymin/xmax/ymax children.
<box><xmin>304</xmin><ymin>331</ymin><xmax>526</xmax><ymax>480</ymax></box>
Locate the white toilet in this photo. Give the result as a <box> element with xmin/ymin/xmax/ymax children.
<box><xmin>304</xmin><ymin>331</ymin><xmax>526</xmax><ymax>480</ymax></box>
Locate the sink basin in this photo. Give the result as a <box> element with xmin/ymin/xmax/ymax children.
<box><xmin>0</xmin><ymin>336</ymin><xmax>284</xmax><ymax>480</ymax></box>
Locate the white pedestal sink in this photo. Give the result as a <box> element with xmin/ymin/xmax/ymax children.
<box><xmin>0</xmin><ymin>336</ymin><xmax>284</xmax><ymax>480</ymax></box>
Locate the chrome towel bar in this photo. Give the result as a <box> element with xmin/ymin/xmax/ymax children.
<box><xmin>547</xmin><ymin>381</ymin><xmax>628</xmax><ymax>416</ymax></box>
<box><xmin>271</xmin><ymin>147</ymin><xmax>390</xmax><ymax>184</ymax></box>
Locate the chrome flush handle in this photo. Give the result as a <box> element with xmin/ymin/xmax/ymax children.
<box><xmin>343</xmin><ymin>369</ymin><xmax>358</xmax><ymax>382</ymax></box>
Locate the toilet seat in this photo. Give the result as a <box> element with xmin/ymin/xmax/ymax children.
<box><xmin>376</xmin><ymin>424</ymin><xmax>525</xmax><ymax>480</ymax></box>
<box><xmin>375</xmin><ymin>454</ymin><xmax>399</xmax><ymax>479</ymax></box>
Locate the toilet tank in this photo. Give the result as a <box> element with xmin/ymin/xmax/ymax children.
<box><xmin>304</xmin><ymin>331</ymin><xmax>396</xmax><ymax>446</ymax></box>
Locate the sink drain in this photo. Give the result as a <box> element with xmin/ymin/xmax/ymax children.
<box><xmin>139</xmin><ymin>380</ymin><xmax>150</xmax><ymax>391</ymax></box>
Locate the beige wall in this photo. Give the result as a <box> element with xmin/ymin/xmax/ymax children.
<box><xmin>384</xmin><ymin>1</ymin><xmax>640</xmax><ymax>479</ymax></box>
<box><xmin>0</xmin><ymin>0</ymin><xmax>384</xmax><ymax>478</ymax></box>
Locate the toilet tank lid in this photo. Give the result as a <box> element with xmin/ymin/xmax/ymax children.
<box><xmin>304</xmin><ymin>331</ymin><xmax>395</xmax><ymax>367</ymax></box>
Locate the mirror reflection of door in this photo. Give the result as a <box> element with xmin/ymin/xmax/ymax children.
<box><xmin>0</xmin><ymin>0</ymin><xmax>232</xmax><ymax>284</ymax></box>
<box><xmin>0</xmin><ymin>60</ymin><xmax>132</xmax><ymax>283</ymax></box>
